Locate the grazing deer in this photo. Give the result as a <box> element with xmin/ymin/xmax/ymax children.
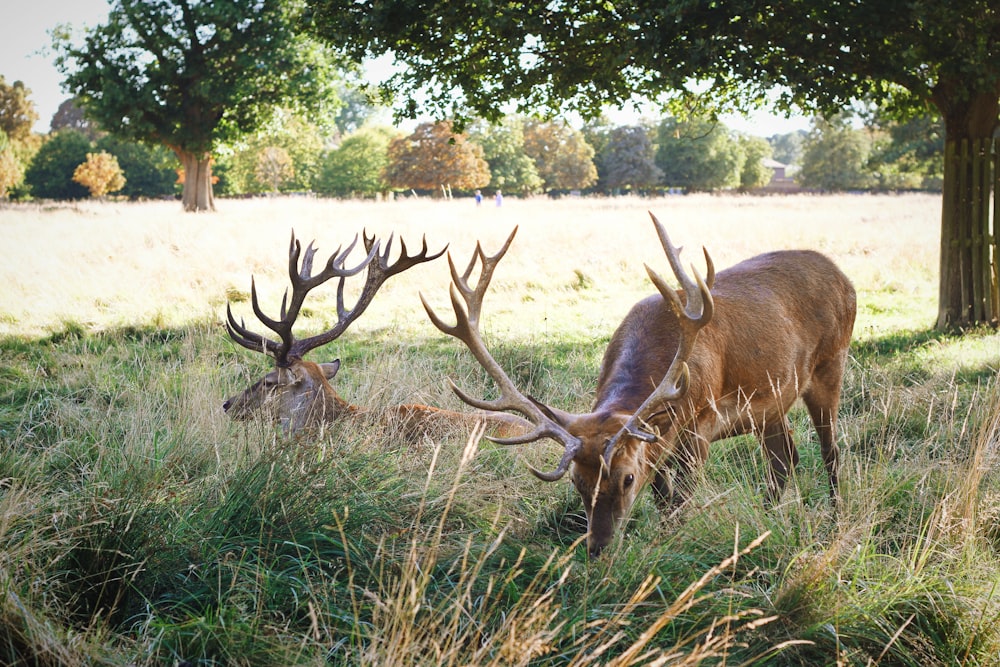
<box><xmin>223</xmin><ymin>230</ymin><xmax>529</xmax><ymax>440</ymax></box>
<box><xmin>423</xmin><ymin>213</ymin><xmax>856</xmax><ymax>558</ymax></box>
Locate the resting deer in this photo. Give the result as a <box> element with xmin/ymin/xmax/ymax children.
<box><xmin>223</xmin><ymin>230</ymin><xmax>529</xmax><ymax>440</ymax></box>
<box><xmin>423</xmin><ymin>213</ymin><xmax>856</xmax><ymax>558</ymax></box>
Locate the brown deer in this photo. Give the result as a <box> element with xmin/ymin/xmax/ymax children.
<box><xmin>223</xmin><ymin>230</ymin><xmax>529</xmax><ymax>440</ymax></box>
<box><xmin>422</xmin><ymin>213</ymin><xmax>856</xmax><ymax>558</ymax></box>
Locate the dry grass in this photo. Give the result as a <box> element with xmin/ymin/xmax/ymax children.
<box><xmin>1</xmin><ymin>193</ymin><xmax>940</xmax><ymax>339</ymax></box>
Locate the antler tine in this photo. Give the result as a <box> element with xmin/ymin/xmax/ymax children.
<box><xmin>602</xmin><ymin>213</ymin><xmax>715</xmax><ymax>466</ymax></box>
<box><xmin>290</xmin><ymin>231</ymin><xmax>446</xmax><ymax>358</ymax></box>
<box><xmin>225</xmin><ymin>299</ymin><xmax>281</xmax><ymax>356</ymax></box>
<box><xmin>421</xmin><ymin>227</ymin><xmax>583</xmax><ymax>481</ymax></box>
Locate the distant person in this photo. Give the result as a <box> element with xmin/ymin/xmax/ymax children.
<box><xmin>475</xmin><ymin>190</ymin><xmax>483</xmax><ymax>206</ymax></box>
<box><xmin>495</xmin><ymin>190</ymin><xmax>503</xmax><ymax>207</ymax></box>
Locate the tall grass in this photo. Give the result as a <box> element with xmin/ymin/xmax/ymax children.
<box><xmin>1</xmin><ymin>194</ymin><xmax>998</xmax><ymax>665</ymax></box>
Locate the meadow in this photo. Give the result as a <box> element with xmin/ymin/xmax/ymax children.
<box><xmin>1</xmin><ymin>193</ymin><xmax>999</xmax><ymax>665</ymax></box>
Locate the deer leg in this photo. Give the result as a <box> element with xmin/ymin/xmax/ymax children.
<box><xmin>803</xmin><ymin>367</ymin><xmax>844</xmax><ymax>503</ymax></box>
<box><xmin>760</xmin><ymin>415</ymin><xmax>798</xmax><ymax>507</ymax></box>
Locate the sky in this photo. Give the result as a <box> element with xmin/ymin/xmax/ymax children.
<box><xmin>2</xmin><ymin>1</ymin><xmax>811</xmax><ymax>137</ymax></box>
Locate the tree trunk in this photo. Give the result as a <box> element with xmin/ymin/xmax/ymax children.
<box><xmin>935</xmin><ymin>88</ymin><xmax>999</xmax><ymax>330</ymax></box>
<box><xmin>175</xmin><ymin>148</ymin><xmax>216</xmax><ymax>212</ymax></box>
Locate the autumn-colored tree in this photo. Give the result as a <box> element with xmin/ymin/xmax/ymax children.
<box><xmin>0</xmin><ymin>134</ymin><xmax>23</xmax><ymax>199</ymax></box>
<box><xmin>384</xmin><ymin>121</ymin><xmax>490</xmax><ymax>196</ymax></box>
<box><xmin>0</xmin><ymin>77</ymin><xmax>42</xmax><ymax>196</ymax></box>
<box><xmin>0</xmin><ymin>77</ymin><xmax>38</xmax><ymax>143</ymax></box>
<box><xmin>255</xmin><ymin>146</ymin><xmax>295</xmax><ymax>193</ymax></box>
<box><xmin>522</xmin><ymin>120</ymin><xmax>597</xmax><ymax>192</ymax></box>
<box><xmin>73</xmin><ymin>151</ymin><xmax>126</xmax><ymax>198</ymax></box>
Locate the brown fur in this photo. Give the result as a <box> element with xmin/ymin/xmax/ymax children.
<box><xmin>555</xmin><ymin>249</ymin><xmax>856</xmax><ymax>557</ymax></box>
<box><xmin>223</xmin><ymin>358</ymin><xmax>530</xmax><ymax>440</ymax></box>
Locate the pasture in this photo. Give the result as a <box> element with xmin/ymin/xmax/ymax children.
<box><xmin>1</xmin><ymin>193</ymin><xmax>999</xmax><ymax>665</ymax></box>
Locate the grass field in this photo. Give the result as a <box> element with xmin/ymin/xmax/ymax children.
<box><xmin>1</xmin><ymin>194</ymin><xmax>999</xmax><ymax>665</ymax></box>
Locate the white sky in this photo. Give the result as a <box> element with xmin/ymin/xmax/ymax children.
<box><xmin>2</xmin><ymin>0</ymin><xmax>811</xmax><ymax>137</ymax></box>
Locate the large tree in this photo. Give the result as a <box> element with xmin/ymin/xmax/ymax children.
<box><xmin>55</xmin><ymin>0</ymin><xmax>343</xmax><ymax>211</ymax></box>
<box><xmin>304</xmin><ymin>0</ymin><xmax>1000</xmax><ymax>329</ymax></box>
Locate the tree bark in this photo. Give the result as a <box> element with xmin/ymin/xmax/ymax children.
<box><xmin>175</xmin><ymin>148</ymin><xmax>216</xmax><ymax>212</ymax></box>
<box><xmin>934</xmin><ymin>87</ymin><xmax>999</xmax><ymax>330</ymax></box>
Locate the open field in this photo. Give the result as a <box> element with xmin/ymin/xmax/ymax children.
<box><xmin>1</xmin><ymin>194</ymin><xmax>999</xmax><ymax>665</ymax></box>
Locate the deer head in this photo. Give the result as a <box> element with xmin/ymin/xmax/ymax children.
<box><xmin>224</xmin><ymin>229</ymin><xmax>446</xmax><ymax>434</ymax></box>
<box><xmin>425</xmin><ymin>212</ymin><xmax>854</xmax><ymax>558</ymax></box>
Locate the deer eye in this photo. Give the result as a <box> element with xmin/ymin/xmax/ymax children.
<box><xmin>623</xmin><ymin>474</ymin><xmax>635</xmax><ymax>488</ymax></box>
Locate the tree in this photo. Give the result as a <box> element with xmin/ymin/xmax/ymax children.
<box><xmin>522</xmin><ymin>120</ymin><xmax>597</xmax><ymax>192</ymax></box>
<box><xmin>55</xmin><ymin>0</ymin><xmax>343</xmax><ymax>212</ymax></box>
<box><xmin>217</xmin><ymin>110</ymin><xmax>327</xmax><ymax>195</ymax></box>
<box><xmin>468</xmin><ymin>118</ymin><xmax>543</xmax><ymax>195</ymax></box>
<box><xmin>304</xmin><ymin>0</ymin><xmax>1000</xmax><ymax>328</ymax></box>
<box><xmin>737</xmin><ymin>134</ymin><xmax>775</xmax><ymax>191</ymax></box>
<box><xmin>0</xmin><ymin>77</ymin><xmax>38</xmax><ymax>144</ymax></box>
<box><xmin>0</xmin><ymin>134</ymin><xmax>24</xmax><ymax>199</ymax></box>
<box><xmin>73</xmin><ymin>151</ymin><xmax>126</xmax><ymax>198</ymax></box>
<box><xmin>384</xmin><ymin>121</ymin><xmax>490</xmax><ymax>195</ymax></box>
<box><xmin>769</xmin><ymin>131</ymin><xmax>806</xmax><ymax>167</ymax></box>
<box><xmin>866</xmin><ymin>113</ymin><xmax>945</xmax><ymax>191</ymax></box>
<box><xmin>798</xmin><ymin>116</ymin><xmax>875</xmax><ymax>191</ymax></box>
<box><xmin>51</xmin><ymin>98</ymin><xmax>103</xmax><ymax>141</ymax></box>
<box><xmin>24</xmin><ymin>130</ymin><xmax>91</xmax><ymax>200</ymax></box>
<box><xmin>0</xmin><ymin>77</ymin><xmax>42</xmax><ymax>196</ymax></box>
<box><xmin>255</xmin><ymin>146</ymin><xmax>295</xmax><ymax>193</ymax></box>
<box><xmin>597</xmin><ymin>125</ymin><xmax>663</xmax><ymax>194</ymax></box>
<box><xmin>95</xmin><ymin>134</ymin><xmax>178</xmax><ymax>200</ymax></box>
<box><xmin>315</xmin><ymin>124</ymin><xmax>398</xmax><ymax>198</ymax></box>
<box><xmin>655</xmin><ymin>117</ymin><xmax>742</xmax><ymax>192</ymax></box>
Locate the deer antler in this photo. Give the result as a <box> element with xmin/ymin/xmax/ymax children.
<box><xmin>421</xmin><ymin>228</ymin><xmax>583</xmax><ymax>481</ymax></box>
<box><xmin>603</xmin><ymin>212</ymin><xmax>715</xmax><ymax>466</ymax></box>
<box><xmin>227</xmin><ymin>229</ymin><xmax>445</xmax><ymax>366</ymax></box>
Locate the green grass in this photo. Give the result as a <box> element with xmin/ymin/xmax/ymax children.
<box><xmin>1</xmin><ymin>195</ymin><xmax>999</xmax><ymax>665</ymax></box>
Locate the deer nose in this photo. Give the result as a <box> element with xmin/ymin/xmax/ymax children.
<box><xmin>222</xmin><ymin>399</ymin><xmax>232</xmax><ymax>412</ymax></box>
<box><xmin>588</xmin><ymin>543</ymin><xmax>605</xmax><ymax>559</ymax></box>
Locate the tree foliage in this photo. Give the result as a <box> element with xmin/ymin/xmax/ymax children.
<box><xmin>304</xmin><ymin>0</ymin><xmax>1000</xmax><ymax>327</ymax></box>
<box><xmin>469</xmin><ymin>118</ymin><xmax>542</xmax><ymax>195</ymax></box>
<box><xmin>95</xmin><ymin>134</ymin><xmax>178</xmax><ymax>200</ymax></box>
<box><xmin>798</xmin><ymin>116</ymin><xmax>874</xmax><ymax>191</ymax></box>
<box><xmin>55</xmin><ymin>0</ymin><xmax>344</xmax><ymax>211</ymax></box>
<box><xmin>597</xmin><ymin>125</ymin><xmax>663</xmax><ymax>193</ymax></box>
<box><xmin>316</xmin><ymin>124</ymin><xmax>398</xmax><ymax>197</ymax></box>
<box><xmin>51</xmin><ymin>98</ymin><xmax>104</xmax><ymax>141</ymax></box>
<box><xmin>255</xmin><ymin>147</ymin><xmax>295</xmax><ymax>193</ymax></box>
<box><xmin>0</xmin><ymin>134</ymin><xmax>23</xmax><ymax>199</ymax></box>
<box><xmin>24</xmin><ymin>131</ymin><xmax>92</xmax><ymax>200</ymax></box>
<box><xmin>655</xmin><ymin>118</ymin><xmax>742</xmax><ymax>192</ymax></box>
<box><xmin>0</xmin><ymin>77</ymin><xmax>38</xmax><ymax>143</ymax></box>
<box><xmin>737</xmin><ymin>134</ymin><xmax>774</xmax><ymax>191</ymax></box>
<box><xmin>385</xmin><ymin>121</ymin><xmax>490</xmax><ymax>194</ymax></box>
<box><xmin>73</xmin><ymin>151</ymin><xmax>126</xmax><ymax>198</ymax></box>
<box><xmin>522</xmin><ymin>120</ymin><xmax>597</xmax><ymax>192</ymax></box>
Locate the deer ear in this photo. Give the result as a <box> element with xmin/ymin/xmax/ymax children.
<box><xmin>319</xmin><ymin>359</ymin><xmax>341</xmax><ymax>380</ymax></box>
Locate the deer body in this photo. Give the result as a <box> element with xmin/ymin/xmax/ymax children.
<box><xmin>424</xmin><ymin>215</ymin><xmax>856</xmax><ymax>558</ymax></box>
<box><xmin>574</xmin><ymin>250</ymin><xmax>855</xmax><ymax>555</ymax></box>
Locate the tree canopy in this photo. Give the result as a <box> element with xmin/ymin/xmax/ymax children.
<box><xmin>56</xmin><ymin>0</ymin><xmax>345</xmax><ymax>211</ymax></box>
<box><xmin>304</xmin><ymin>0</ymin><xmax>1000</xmax><ymax>328</ymax></box>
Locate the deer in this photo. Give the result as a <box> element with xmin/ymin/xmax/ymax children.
<box><xmin>223</xmin><ymin>230</ymin><xmax>530</xmax><ymax>440</ymax></box>
<box><xmin>422</xmin><ymin>212</ymin><xmax>857</xmax><ymax>558</ymax></box>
